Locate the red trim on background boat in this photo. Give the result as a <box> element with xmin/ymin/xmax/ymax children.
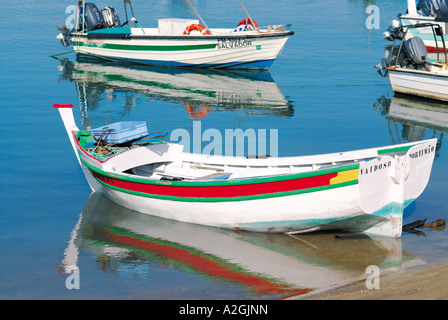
<box><xmin>53</xmin><ymin>103</ymin><xmax>74</xmax><ymax>108</ymax></box>
<box><xmin>426</xmin><ymin>46</ymin><xmax>448</xmax><ymax>53</ymax></box>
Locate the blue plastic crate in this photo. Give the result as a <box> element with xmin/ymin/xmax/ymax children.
<box><xmin>91</xmin><ymin>121</ymin><xmax>148</xmax><ymax>144</ymax></box>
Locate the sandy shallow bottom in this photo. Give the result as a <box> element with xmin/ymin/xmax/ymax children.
<box><xmin>296</xmin><ymin>261</ymin><xmax>448</xmax><ymax>300</ymax></box>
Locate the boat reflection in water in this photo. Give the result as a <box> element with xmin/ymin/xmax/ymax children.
<box><xmin>56</xmin><ymin>57</ymin><xmax>294</xmax><ymax>125</ymax></box>
<box><xmin>61</xmin><ymin>193</ymin><xmax>423</xmax><ymax>299</ymax></box>
<box><xmin>374</xmin><ymin>94</ymin><xmax>447</xmax><ymax>158</ymax></box>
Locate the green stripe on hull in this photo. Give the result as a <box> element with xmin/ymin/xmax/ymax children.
<box><xmin>73</xmin><ymin>41</ymin><xmax>217</xmax><ymax>51</ymax></box>
<box><xmin>378</xmin><ymin>145</ymin><xmax>414</xmax><ymax>154</ymax></box>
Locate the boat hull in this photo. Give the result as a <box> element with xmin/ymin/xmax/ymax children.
<box><xmin>71</xmin><ymin>31</ymin><xmax>293</xmax><ymax>69</ymax></box>
<box><xmin>54</xmin><ymin>104</ymin><xmax>436</xmax><ymax>237</ymax></box>
<box><xmin>76</xmin><ymin>138</ymin><xmax>436</xmax><ymax>237</ymax></box>
<box><xmin>389</xmin><ymin>69</ymin><xmax>448</xmax><ymax>102</ymax></box>
<box><xmin>97</xmin><ymin>181</ymin><xmax>406</xmax><ymax>235</ymax></box>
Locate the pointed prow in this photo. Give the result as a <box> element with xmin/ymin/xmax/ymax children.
<box><xmin>53</xmin><ymin>104</ymin><xmax>81</xmax><ymax>164</ymax></box>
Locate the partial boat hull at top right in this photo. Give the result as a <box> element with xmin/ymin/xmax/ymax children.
<box><xmin>384</xmin><ymin>0</ymin><xmax>448</xmax><ymax>53</ymax></box>
<box><xmin>376</xmin><ymin>22</ymin><xmax>448</xmax><ymax>102</ymax></box>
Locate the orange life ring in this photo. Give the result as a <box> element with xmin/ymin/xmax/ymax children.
<box><xmin>183</xmin><ymin>24</ymin><xmax>211</xmax><ymax>35</ymax></box>
<box><xmin>237</xmin><ymin>18</ymin><xmax>258</xmax><ymax>29</ymax></box>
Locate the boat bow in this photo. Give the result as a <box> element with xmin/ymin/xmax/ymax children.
<box><xmin>54</xmin><ymin>103</ymin><xmax>81</xmax><ymax>164</ymax></box>
<box><xmin>54</xmin><ymin>104</ymin><xmax>437</xmax><ymax>237</ymax></box>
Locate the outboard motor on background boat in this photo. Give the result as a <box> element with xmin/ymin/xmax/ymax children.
<box><xmin>403</xmin><ymin>37</ymin><xmax>428</xmax><ymax>66</ymax></box>
<box><xmin>101</xmin><ymin>6</ymin><xmax>121</xmax><ymax>28</ymax></box>
<box><xmin>374</xmin><ymin>36</ymin><xmax>428</xmax><ymax>76</ymax></box>
<box><xmin>79</xmin><ymin>3</ymin><xmax>103</xmax><ymax>31</ymax></box>
<box><xmin>56</xmin><ymin>25</ymin><xmax>72</xmax><ymax>47</ymax></box>
<box><xmin>374</xmin><ymin>58</ymin><xmax>389</xmax><ymax>77</ymax></box>
<box><xmin>418</xmin><ymin>0</ymin><xmax>448</xmax><ymax>18</ymax></box>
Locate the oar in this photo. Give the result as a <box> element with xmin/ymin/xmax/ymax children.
<box><xmin>237</xmin><ymin>0</ymin><xmax>258</xmax><ymax>31</ymax></box>
<box><xmin>185</xmin><ymin>0</ymin><xmax>212</xmax><ymax>34</ymax></box>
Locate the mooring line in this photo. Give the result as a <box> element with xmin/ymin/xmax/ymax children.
<box><xmin>280</xmin><ymin>54</ymin><xmax>378</xmax><ymax>75</ymax></box>
<box><xmin>49</xmin><ymin>50</ymin><xmax>74</xmax><ymax>58</ymax></box>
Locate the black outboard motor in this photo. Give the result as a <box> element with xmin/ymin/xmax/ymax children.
<box><xmin>79</xmin><ymin>3</ymin><xmax>103</xmax><ymax>31</ymax></box>
<box><xmin>101</xmin><ymin>6</ymin><xmax>121</xmax><ymax>28</ymax></box>
<box><xmin>403</xmin><ymin>37</ymin><xmax>428</xmax><ymax>66</ymax></box>
<box><xmin>374</xmin><ymin>58</ymin><xmax>389</xmax><ymax>77</ymax></box>
<box><xmin>375</xmin><ymin>36</ymin><xmax>428</xmax><ymax>76</ymax></box>
<box><xmin>56</xmin><ymin>2</ymin><xmax>110</xmax><ymax>47</ymax></box>
<box><xmin>418</xmin><ymin>0</ymin><xmax>448</xmax><ymax>18</ymax></box>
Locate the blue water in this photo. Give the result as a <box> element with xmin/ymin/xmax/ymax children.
<box><xmin>1</xmin><ymin>0</ymin><xmax>448</xmax><ymax>300</ymax></box>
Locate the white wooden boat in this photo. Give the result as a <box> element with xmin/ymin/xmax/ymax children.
<box><xmin>56</xmin><ymin>0</ymin><xmax>293</xmax><ymax>70</ymax></box>
<box><xmin>384</xmin><ymin>0</ymin><xmax>448</xmax><ymax>52</ymax></box>
<box><xmin>377</xmin><ymin>23</ymin><xmax>448</xmax><ymax>102</ymax></box>
<box><xmin>55</xmin><ymin>104</ymin><xmax>437</xmax><ymax>237</ymax></box>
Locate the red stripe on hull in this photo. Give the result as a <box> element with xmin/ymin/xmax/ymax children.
<box><xmin>91</xmin><ymin>170</ymin><xmax>338</xmax><ymax>198</ymax></box>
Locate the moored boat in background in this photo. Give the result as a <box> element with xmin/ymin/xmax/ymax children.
<box><xmin>56</xmin><ymin>0</ymin><xmax>294</xmax><ymax>69</ymax></box>
<box><xmin>384</xmin><ymin>0</ymin><xmax>448</xmax><ymax>52</ymax></box>
<box><xmin>376</xmin><ymin>22</ymin><xmax>448</xmax><ymax>102</ymax></box>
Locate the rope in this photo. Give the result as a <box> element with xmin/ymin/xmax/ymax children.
<box><xmin>49</xmin><ymin>50</ymin><xmax>74</xmax><ymax>58</ymax></box>
<box><xmin>280</xmin><ymin>54</ymin><xmax>378</xmax><ymax>75</ymax></box>
<box><xmin>86</xmin><ymin>144</ymin><xmax>127</xmax><ymax>160</ymax></box>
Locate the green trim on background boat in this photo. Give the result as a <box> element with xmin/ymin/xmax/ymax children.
<box><xmin>73</xmin><ymin>41</ymin><xmax>217</xmax><ymax>51</ymax></box>
<box><xmin>79</xmin><ymin>155</ymin><xmax>360</xmax><ymax>187</ymax></box>
<box><xmin>72</xmin><ymin>70</ymin><xmax>218</xmax><ymax>98</ymax></box>
<box><xmin>87</xmin><ymin>27</ymin><xmax>131</xmax><ymax>34</ymax></box>
<box><xmin>74</xmin><ymin>30</ymin><xmax>295</xmax><ymax>40</ymax></box>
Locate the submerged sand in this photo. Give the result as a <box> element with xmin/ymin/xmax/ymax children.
<box><xmin>298</xmin><ymin>261</ymin><xmax>448</xmax><ymax>300</ymax></box>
